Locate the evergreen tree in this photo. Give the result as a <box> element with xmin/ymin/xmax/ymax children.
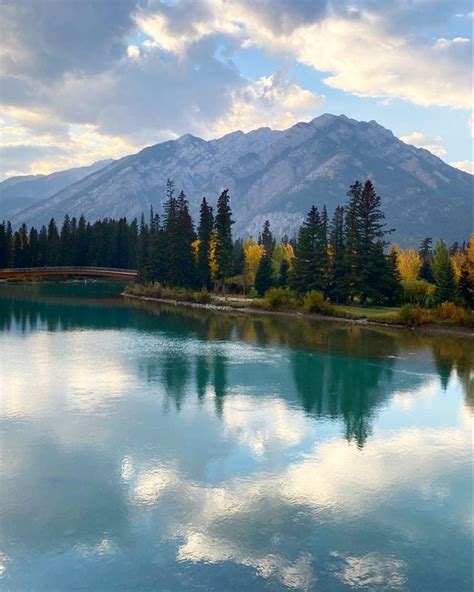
<box><xmin>344</xmin><ymin>180</ymin><xmax>391</xmax><ymax>304</ymax></box>
<box><xmin>214</xmin><ymin>189</ymin><xmax>234</xmax><ymax>293</ymax></box>
<box><xmin>175</xmin><ymin>190</ymin><xmax>196</xmax><ymax>287</ymax></box>
<box><xmin>196</xmin><ymin>197</ymin><xmax>214</xmax><ymax>289</ymax></box>
<box><xmin>458</xmin><ymin>260</ymin><xmax>473</xmax><ymax>308</ymax></box>
<box><xmin>137</xmin><ymin>214</ymin><xmax>150</xmax><ymax>283</ymax></box>
<box><xmin>0</xmin><ymin>222</ymin><xmax>9</xmax><ymax>268</ymax></box>
<box><xmin>260</xmin><ymin>220</ymin><xmax>274</xmax><ymax>257</ymax></box>
<box><xmin>38</xmin><ymin>225</ymin><xmax>48</xmax><ymax>266</ymax></box>
<box><xmin>254</xmin><ymin>221</ymin><xmax>275</xmax><ymax>295</ymax></box>
<box><xmin>47</xmin><ymin>218</ymin><xmax>60</xmax><ymax>266</ymax></box>
<box><xmin>432</xmin><ymin>240</ymin><xmax>457</xmax><ymax>303</ymax></box>
<box><xmin>418</xmin><ymin>237</ymin><xmax>433</xmax><ymax>282</ymax></box>
<box><xmin>291</xmin><ymin>206</ymin><xmax>326</xmax><ymax>294</ymax></box>
<box><xmin>29</xmin><ymin>227</ymin><xmax>39</xmax><ymax>266</ymax></box>
<box><xmin>279</xmin><ymin>258</ymin><xmax>289</xmax><ymax>287</ymax></box>
<box><xmin>75</xmin><ymin>216</ymin><xmax>88</xmax><ymax>266</ymax></box>
<box><xmin>60</xmin><ymin>215</ymin><xmax>74</xmax><ymax>265</ymax></box>
<box><xmin>255</xmin><ymin>254</ymin><xmax>274</xmax><ymax>296</ymax></box>
<box><xmin>6</xmin><ymin>222</ymin><xmax>13</xmax><ymax>267</ymax></box>
<box><xmin>328</xmin><ymin>205</ymin><xmax>346</xmax><ymax>303</ymax></box>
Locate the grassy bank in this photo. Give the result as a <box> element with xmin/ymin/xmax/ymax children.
<box><xmin>123</xmin><ymin>284</ymin><xmax>474</xmax><ymax>332</ymax></box>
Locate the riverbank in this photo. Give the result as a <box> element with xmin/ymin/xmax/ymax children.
<box><xmin>122</xmin><ymin>292</ymin><xmax>474</xmax><ymax>337</ymax></box>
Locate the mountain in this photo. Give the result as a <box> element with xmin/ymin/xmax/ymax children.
<box><xmin>10</xmin><ymin>115</ymin><xmax>472</xmax><ymax>244</ymax></box>
<box><xmin>0</xmin><ymin>159</ymin><xmax>113</xmax><ymax>222</ymax></box>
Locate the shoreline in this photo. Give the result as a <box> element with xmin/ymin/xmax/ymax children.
<box><xmin>122</xmin><ymin>293</ymin><xmax>474</xmax><ymax>338</ymax></box>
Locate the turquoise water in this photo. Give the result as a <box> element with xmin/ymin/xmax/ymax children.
<box><xmin>0</xmin><ymin>283</ymin><xmax>472</xmax><ymax>591</ymax></box>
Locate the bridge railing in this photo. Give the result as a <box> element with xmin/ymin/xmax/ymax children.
<box><xmin>0</xmin><ymin>266</ymin><xmax>138</xmax><ymax>274</ymax></box>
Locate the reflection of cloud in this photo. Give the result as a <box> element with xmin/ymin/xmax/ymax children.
<box><xmin>222</xmin><ymin>395</ymin><xmax>310</xmax><ymax>456</ymax></box>
<box><xmin>336</xmin><ymin>552</ymin><xmax>407</xmax><ymax>590</ymax></box>
<box><xmin>392</xmin><ymin>377</ymin><xmax>439</xmax><ymax>410</ymax></box>
<box><xmin>178</xmin><ymin>533</ymin><xmax>316</xmax><ymax>590</ymax></box>
<box><xmin>131</xmin><ymin>466</ymin><xmax>177</xmax><ymax>507</ymax></box>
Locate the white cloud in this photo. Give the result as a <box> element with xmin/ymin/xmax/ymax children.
<box><xmin>400</xmin><ymin>131</ymin><xmax>447</xmax><ymax>157</ymax></box>
<box><xmin>451</xmin><ymin>160</ymin><xmax>474</xmax><ymax>174</ymax></box>
<box><xmin>210</xmin><ymin>73</ymin><xmax>325</xmax><ymax>137</ymax></box>
<box><xmin>138</xmin><ymin>1</ymin><xmax>472</xmax><ymax>110</ymax></box>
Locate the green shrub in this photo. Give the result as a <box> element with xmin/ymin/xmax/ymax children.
<box><xmin>263</xmin><ymin>287</ymin><xmax>296</xmax><ymax>310</ymax></box>
<box><xmin>397</xmin><ymin>304</ymin><xmax>432</xmax><ymax>327</ymax></box>
<box><xmin>401</xmin><ymin>279</ymin><xmax>436</xmax><ymax>306</ymax></box>
<box><xmin>303</xmin><ymin>291</ymin><xmax>335</xmax><ymax>315</ymax></box>
<box><xmin>248</xmin><ymin>287</ymin><xmax>259</xmax><ymax>299</ymax></box>
<box><xmin>193</xmin><ymin>290</ymin><xmax>212</xmax><ymax>304</ymax></box>
<box><xmin>434</xmin><ymin>302</ymin><xmax>473</xmax><ymax>326</ymax></box>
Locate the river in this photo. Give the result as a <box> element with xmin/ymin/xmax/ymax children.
<box><xmin>0</xmin><ymin>283</ymin><xmax>472</xmax><ymax>591</ymax></box>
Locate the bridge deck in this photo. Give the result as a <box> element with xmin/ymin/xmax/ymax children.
<box><xmin>0</xmin><ymin>267</ymin><xmax>138</xmax><ymax>280</ymax></box>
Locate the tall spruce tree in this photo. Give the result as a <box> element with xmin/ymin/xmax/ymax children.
<box><xmin>458</xmin><ymin>260</ymin><xmax>473</xmax><ymax>308</ymax></box>
<box><xmin>196</xmin><ymin>197</ymin><xmax>214</xmax><ymax>289</ymax></box>
<box><xmin>214</xmin><ymin>189</ymin><xmax>234</xmax><ymax>294</ymax></box>
<box><xmin>47</xmin><ymin>218</ymin><xmax>60</xmax><ymax>266</ymax></box>
<box><xmin>344</xmin><ymin>179</ymin><xmax>391</xmax><ymax>304</ymax></box>
<box><xmin>432</xmin><ymin>240</ymin><xmax>457</xmax><ymax>303</ymax></box>
<box><xmin>175</xmin><ymin>190</ymin><xmax>196</xmax><ymax>287</ymax></box>
<box><xmin>255</xmin><ymin>220</ymin><xmax>275</xmax><ymax>295</ymax></box>
<box><xmin>0</xmin><ymin>222</ymin><xmax>9</xmax><ymax>268</ymax></box>
<box><xmin>418</xmin><ymin>237</ymin><xmax>434</xmax><ymax>282</ymax></box>
<box><xmin>328</xmin><ymin>205</ymin><xmax>346</xmax><ymax>303</ymax></box>
<box><xmin>291</xmin><ymin>206</ymin><xmax>327</xmax><ymax>294</ymax></box>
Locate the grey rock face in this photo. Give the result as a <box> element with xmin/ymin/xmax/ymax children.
<box><xmin>10</xmin><ymin>115</ymin><xmax>472</xmax><ymax>245</ymax></box>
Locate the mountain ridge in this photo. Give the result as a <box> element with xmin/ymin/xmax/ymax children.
<box><xmin>9</xmin><ymin>114</ymin><xmax>472</xmax><ymax>245</ymax></box>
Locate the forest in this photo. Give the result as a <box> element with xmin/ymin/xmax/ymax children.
<box><xmin>1</xmin><ymin>179</ymin><xmax>472</xmax><ymax>316</ymax></box>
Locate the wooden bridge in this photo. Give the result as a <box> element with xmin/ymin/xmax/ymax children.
<box><xmin>0</xmin><ymin>266</ymin><xmax>138</xmax><ymax>280</ymax></box>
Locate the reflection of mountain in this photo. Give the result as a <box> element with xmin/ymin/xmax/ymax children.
<box><xmin>1</xmin><ymin>285</ymin><xmax>472</xmax><ymax>417</ymax></box>
<box><xmin>292</xmin><ymin>350</ymin><xmax>394</xmax><ymax>447</ymax></box>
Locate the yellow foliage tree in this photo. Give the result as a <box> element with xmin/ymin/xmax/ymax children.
<box><xmin>208</xmin><ymin>232</ymin><xmax>218</xmax><ymax>282</ymax></box>
<box><xmin>466</xmin><ymin>234</ymin><xmax>474</xmax><ymax>282</ymax></box>
<box><xmin>451</xmin><ymin>251</ymin><xmax>465</xmax><ymax>281</ymax></box>
<box><xmin>244</xmin><ymin>239</ymin><xmax>264</xmax><ymax>287</ymax></box>
<box><xmin>397</xmin><ymin>248</ymin><xmax>421</xmax><ymax>281</ymax></box>
<box><xmin>191</xmin><ymin>239</ymin><xmax>200</xmax><ymax>261</ymax></box>
<box><xmin>283</xmin><ymin>243</ymin><xmax>295</xmax><ymax>271</ymax></box>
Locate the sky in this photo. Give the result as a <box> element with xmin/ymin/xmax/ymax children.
<box><xmin>0</xmin><ymin>0</ymin><xmax>472</xmax><ymax>180</ymax></box>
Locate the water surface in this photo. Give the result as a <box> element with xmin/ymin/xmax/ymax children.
<box><xmin>0</xmin><ymin>283</ymin><xmax>472</xmax><ymax>591</ymax></box>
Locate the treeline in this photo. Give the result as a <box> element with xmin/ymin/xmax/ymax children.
<box><xmin>1</xmin><ymin>178</ymin><xmax>472</xmax><ymax>308</ymax></box>
<box><xmin>0</xmin><ymin>216</ymin><xmax>137</xmax><ymax>269</ymax></box>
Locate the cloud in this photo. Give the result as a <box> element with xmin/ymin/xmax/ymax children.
<box><xmin>400</xmin><ymin>132</ymin><xmax>447</xmax><ymax>158</ymax></box>
<box><xmin>0</xmin><ymin>0</ymin><xmax>471</xmax><ymax>176</ymax></box>
<box><xmin>451</xmin><ymin>161</ymin><xmax>474</xmax><ymax>174</ymax></box>
<box><xmin>0</xmin><ymin>0</ymin><xmax>141</xmax><ymax>79</ymax></box>
<box><xmin>138</xmin><ymin>0</ymin><xmax>472</xmax><ymax>109</ymax></box>
<box><xmin>210</xmin><ymin>73</ymin><xmax>325</xmax><ymax>137</ymax></box>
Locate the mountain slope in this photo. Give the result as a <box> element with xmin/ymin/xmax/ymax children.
<box><xmin>11</xmin><ymin>115</ymin><xmax>472</xmax><ymax>244</ymax></box>
<box><xmin>0</xmin><ymin>159</ymin><xmax>113</xmax><ymax>221</ymax></box>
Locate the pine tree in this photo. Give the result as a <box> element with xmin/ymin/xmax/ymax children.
<box><xmin>291</xmin><ymin>206</ymin><xmax>326</xmax><ymax>294</ymax></box>
<box><xmin>214</xmin><ymin>189</ymin><xmax>234</xmax><ymax>294</ymax></box>
<box><xmin>458</xmin><ymin>260</ymin><xmax>473</xmax><ymax>308</ymax></box>
<box><xmin>46</xmin><ymin>219</ymin><xmax>60</xmax><ymax>266</ymax></box>
<box><xmin>60</xmin><ymin>215</ymin><xmax>74</xmax><ymax>265</ymax></box>
<box><xmin>29</xmin><ymin>227</ymin><xmax>39</xmax><ymax>266</ymax></box>
<box><xmin>279</xmin><ymin>258</ymin><xmax>289</xmax><ymax>287</ymax></box>
<box><xmin>433</xmin><ymin>240</ymin><xmax>457</xmax><ymax>303</ymax></box>
<box><xmin>255</xmin><ymin>254</ymin><xmax>274</xmax><ymax>296</ymax></box>
<box><xmin>260</xmin><ymin>220</ymin><xmax>274</xmax><ymax>257</ymax></box>
<box><xmin>0</xmin><ymin>222</ymin><xmax>9</xmax><ymax>268</ymax></box>
<box><xmin>196</xmin><ymin>197</ymin><xmax>214</xmax><ymax>289</ymax></box>
<box><xmin>254</xmin><ymin>221</ymin><xmax>275</xmax><ymax>295</ymax></box>
<box><xmin>38</xmin><ymin>225</ymin><xmax>48</xmax><ymax>266</ymax></box>
<box><xmin>328</xmin><ymin>205</ymin><xmax>346</xmax><ymax>303</ymax></box>
<box><xmin>175</xmin><ymin>190</ymin><xmax>196</xmax><ymax>287</ymax></box>
<box><xmin>137</xmin><ymin>214</ymin><xmax>150</xmax><ymax>283</ymax></box>
<box><xmin>418</xmin><ymin>237</ymin><xmax>433</xmax><ymax>282</ymax></box>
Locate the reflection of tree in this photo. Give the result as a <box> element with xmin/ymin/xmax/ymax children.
<box><xmin>162</xmin><ymin>351</ymin><xmax>189</xmax><ymax>412</ymax></box>
<box><xmin>195</xmin><ymin>355</ymin><xmax>210</xmax><ymax>401</ymax></box>
<box><xmin>213</xmin><ymin>353</ymin><xmax>227</xmax><ymax>417</ymax></box>
<box><xmin>292</xmin><ymin>350</ymin><xmax>394</xmax><ymax>448</ymax></box>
